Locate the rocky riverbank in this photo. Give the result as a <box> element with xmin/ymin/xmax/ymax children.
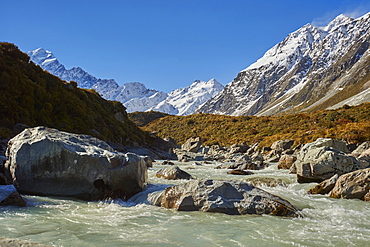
<box><xmin>1</xmin><ymin>127</ymin><xmax>369</xmax><ymax>215</ymax></box>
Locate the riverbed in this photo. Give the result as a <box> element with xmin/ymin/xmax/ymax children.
<box><xmin>0</xmin><ymin>162</ymin><xmax>369</xmax><ymax>246</ymax></box>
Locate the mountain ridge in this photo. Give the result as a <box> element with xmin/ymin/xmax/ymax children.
<box><xmin>28</xmin><ymin>48</ymin><xmax>223</xmax><ymax>115</ymax></box>
<box><xmin>198</xmin><ymin>12</ymin><xmax>370</xmax><ymax>116</ymax></box>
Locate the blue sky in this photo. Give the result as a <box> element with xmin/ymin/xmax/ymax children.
<box><xmin>2</xmin><ymin>0</ymin><xmax>370</xmax><ymax>92</ymax></box>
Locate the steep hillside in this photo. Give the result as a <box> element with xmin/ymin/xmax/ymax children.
<box><xmin>128</xmin><ymin>111</ymin><xmax>170</xmax><ymax>127</ymax></box>
<box><xmin>0</xmin><ymin>42</ymin><xmax>149</xmax><ymax>145</ymax></box>
<box><xmin>198</xmin><ymin>13</ymin><xmax>370</xmax><ymax>116</ymax></box>
<box><xmin>143</xmin><ymin>102</ymin><xmax>370</xmax><ymax>147</ymax></box>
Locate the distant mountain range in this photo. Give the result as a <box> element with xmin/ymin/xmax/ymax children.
<box><xmin>27</xmin><ymin>48</ymin><xmax>223</xmax><ymax>115</ymax></box>
<box><xmin>198</xmin><ymin>13</ymin><xmax>370</xmax><ymax>115</ymax></box>
<box><xmin>28</xmin><ymin>12</ymin><xmax>370</xmax><ymax>117</ymax></box>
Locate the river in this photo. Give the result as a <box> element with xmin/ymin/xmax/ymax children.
<box><xmin>0</xmin><ymin>161</ymin><xmax>369</xmax><ymax>246</ymax></box>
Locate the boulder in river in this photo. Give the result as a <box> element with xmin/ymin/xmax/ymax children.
<box><xmin>0</xmin><ymin>185</ymin><xmax>26</xmax><ymax>206</ymax></box>
<box><xmin>156</xmin><ymin>165</ymin><xmax>193</xmax><ymax>180</ymax></box>
<box><xmin>293</xmin><ymin>142</ymin><xmax>361</xmax><ymax>183</ymax></box>
<box><xmin>181</xmin><ymin>137</ymin><xmax>202</xmax><ymax>153</ymax></box>
<box><xmin>330</xmin><ymin>168</ymin><xmax>370</xmax><ymax>200</ymax></box>
<box><xmin>308</xmin><ymin>174</ymin><xmax>339</xmax><ymax>195</ymax></box>
<box><xmin>152</xmin><ymin>179</ymin><xmax>300</xmax><ymax>217</ymax></box>
<box><xmin>277</xmin><ymin>154</ymin><xmax>297</xmax><ymax>170</ymax></box>
<box><xmin>4</xmin><ymin>127</ymin><xmax>147</xmax><ymax>200</ymax></box>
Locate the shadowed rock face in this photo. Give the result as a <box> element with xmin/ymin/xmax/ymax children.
<box><xmin>5</xmin><ymin>127</ymin><xmax>147</xmax><ymax>200</ymax></box>
<box><xmin>152</xmin><ymin>179</ymin><xmax>300</xmax><ymax>217</ymax></box>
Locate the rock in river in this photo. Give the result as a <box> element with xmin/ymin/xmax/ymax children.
<box><xmin>152</xmin><ymin>179</ymin><xmax>300</xmax><ymax>217</ymax></box>
<box><xmin>4</xmin><ymin>127</ymin><xmax>147</xmax><ymax>200</ymax></box>
<box><xmin>330</xmin><ymin>168</ymin><xmax>370</xmax><ymax>200</ymax></box>
<box><xmin>293</xmin><ymin>145</ymin><xmax>361</xmax><ymax>183</ymax></box>
<box><xmin>156</xmin><ymin>165</ymin><xmax>193</xmax><ymax>180</ymax></box>
<box><xmin>0</xmin><ymin>185</ymin><xmax>26</xmax><ymax>206</ymax></box>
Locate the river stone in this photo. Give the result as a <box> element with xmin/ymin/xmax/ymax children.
<box><xmin>156</xmin><ymin>165</ymin><xmax>193</xmax><ymax>180</ymax></box>
<box><xmin>278</xmin><ymin>155</ymin><xmax>297</xmax><ymax>169</ymax></box>
<box><xmin>308</xmin><ymin>174</ymin><xmax>339</xmax><ymax>195</ymax></box>
<box><xmin>0</xmin><ymin>185</ymin><xmax>26</xmax><ymax>206</ymax></box>
<box><xmin>4</xmin><ymin>127</ymin><xmax>147</xmax><ymax>200</ymax></box>
<box><xmin>229</xmin><ymin>143</ymin><xmax>249</xmax><ymax>154</ymax></box>
<box><xmin>227</xmin><ymin>169</ymin><xmax>254</xmax><ymax>175</ymax></box>
<box><xmin>271</xmin><ymin>139</ymin><xmax>294</xmax><ymax>152</ymax></box>
<box><xmin>181</xmin><ymin>137</ymin><xmax>202</xmax><ymax>153</ymax></box>
<box><xmin>153</xmin><ymin>179</ymin><xmax>300</xmax><ymax>217</ymax></box>
<box><xmin>330</xmin><ymin>168</ymin><xmax>370</xmax><ymax>200</ymax></box>
<box><xmin>294</xmin><ymin>145</ymin><xmax>361</xmax><ymax>183</ymax></box>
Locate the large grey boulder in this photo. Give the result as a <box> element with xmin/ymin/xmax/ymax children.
<box><xmin>152</xmin><ymin>179</ymin><xmax>300</xmax><ymax>217</ymax></box>
<box><xmin>181</xmin><ymin>137</ymin><xmax>202</xmax><ymax>153</ymax></box>
<box><xmin>294</xmin><ymin>146</ymin><xmax>361</xmax><ymax>183</ymax></box>
<box><xmin>330</xmin><ymin>168</ymin><xmax>370</xmax><ymax>200</ymax></box>
<box><xmin>5</xmin><ymin>127</ymin><xmax>147</xmax><ymax>200</ymax></box>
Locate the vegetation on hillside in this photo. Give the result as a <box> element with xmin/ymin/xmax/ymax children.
<box><xmin>128</xmin><ymin>111</ymin><xmax>169</xmax><ymax>127</ymax></box>
<box><xmin>142</xmin><ymin>103</ymin><xmax>370</xmax><ymax>147</ymax></box>
<box><xmin>0</xmin><ymin>42</ymin><xmax>149</xmax><ymax>145</ymax></box>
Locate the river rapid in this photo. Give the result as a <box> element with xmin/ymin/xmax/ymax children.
<box><xmin>0</xmin><ymin>161</ymin><xmax>369</xmax><ymax>247</ymax></box>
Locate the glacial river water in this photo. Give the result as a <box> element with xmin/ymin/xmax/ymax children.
<box><xmin>0</xmin><ymin>162</ymin><xmax>369</xmax><ymax>247</ymax></box>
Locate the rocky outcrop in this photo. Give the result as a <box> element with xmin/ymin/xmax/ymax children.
<box><xmin>4</xmin><ymin>127</ymin><xmax>147</xmax><ymax>200</ymax></box>
<box><xmin>152</xmin><ymin>179</ymin><xmax>300</xmax><ymax>217</ymax></box>
<box><xmin>330</xmin><ymin>168</ymin><xmax>370</xmax><ymax>200</ymax></box>
<box><xmin>229</xmin><ymin>143</ymin><xmax>249</xmax><ymax>154</ymax></box>
<box><xmin>181</xmin><ymin>137</ymin><xmax>202</xmax><ymax>153</ymax></box>
<box><xmin>351</xmin><ymin>141</ymin><xmax>370</xmax><ymax>158</ymax></box>
<box><xmin>301</xmin><ymin>138</ymin><xmax>349</xmax><ymax>153</ymax></box>
<box><xmin>0</xmin><ymin>185</ymin><xmax>26</xmax><ymax>206</ymax></box>
<box><xmin>156</xmin><ymin>166</ymin><xmax>193</xmax><ymax>180</ymax></box>
<box><xmin>271</xmin><ymin>140</ymin><xmax>294</xmax><ymax>152</ymax></box>
<box><xmin>291</xmin><ymin>138</ymin><xmax>361</xmax><ymax>183</ymax></box>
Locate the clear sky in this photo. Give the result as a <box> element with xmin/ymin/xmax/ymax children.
<box><xmin>2</xmin><ymin>0</ymin><xmax>370</xmax><ymax>92</ymax></box>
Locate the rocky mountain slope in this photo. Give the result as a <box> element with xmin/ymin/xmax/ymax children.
<box><xmin>198</xmin><ymin>13</ymin><xmax>370</xmax><ymax>116</ymax></box>
<box><xmin>149</xmin><ymin>79</ymin><xmax>224</xmax><ymax>115</ymax></box>
<box><xmin>28</xmin><ymin>48</ymin><xmax>223</xmax><ymax>115</ymax></box>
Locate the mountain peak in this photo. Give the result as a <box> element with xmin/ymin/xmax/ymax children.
<box><xmin>27</xmin><ymin>47</ymin><xmax>56</xmax><ymax>65</ymax></box>
<box><xmin>199</xmin><ymin>12</ymin><xmax>370</xmax><ymax>116</ymax></box>
<box><xmin>323</xmin><ymin>14</ymin><xmax>353</xmax><ymax>32</ymax></box>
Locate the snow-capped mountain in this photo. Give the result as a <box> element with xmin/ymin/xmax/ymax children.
<box><xmin>151</xmin><ymin>79</ymin><xmax>224</xmax><ymax>115</ymax></box>
<box><xmin>199</xmin><ymin>12</ymin><xmax>370</xmax><ymax>116</ymax></box>
<box><xmin>28</xmin><ymin>48</ymin><xmax>223</xmax><ymax>115</ymax></box>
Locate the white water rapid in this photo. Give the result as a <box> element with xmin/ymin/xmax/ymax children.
<box><xmin>0</xmin><ymin>162</ymin><xmax>369</xmax><ymax>246</ymax></box>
